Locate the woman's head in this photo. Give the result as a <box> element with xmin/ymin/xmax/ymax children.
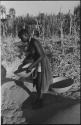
<box><xmin>34</xmin><ymin>30</ymin><xmax>39</xmax><ymax>37</ymax></box>
<box><xmin>18</xmin><ymin>28</ymin><xmax>30</xmax><ymax>43</ymax></box>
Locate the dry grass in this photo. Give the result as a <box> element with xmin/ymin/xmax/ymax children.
<box><xmin>1</xmin><ymin>35</ymin><xmax>80</xmax><ymax>93</ymax></box>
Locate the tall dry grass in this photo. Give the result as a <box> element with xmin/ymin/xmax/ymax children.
<box><xmin>1</xmin><ymin>34</ymin><xmax>80</xmax><ymax>90</ymax></box>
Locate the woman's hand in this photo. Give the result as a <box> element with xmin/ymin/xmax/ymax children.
<box><xmin>17</xmin><ymin>65</ymin><xmax>22</xmax><ymax>71</ymax></box>
<box><xmin>27</xmin><ymin>66</ymin><xmax>32</xmax><ymax>72</ymax></box>
<box><xmin>14</xmin><ymin>65</ymin><xmax>23</xmax><ymax>74</ymax></box>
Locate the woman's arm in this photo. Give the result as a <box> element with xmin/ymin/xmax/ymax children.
<box><xmin>28</xmin><ymin>40</ymin><xmax>45</xmax><ymax>70</ymax></box>
<box><xmin>17</xmin><ymin>51</ymin><xmax>32</xmax><ymax>71</ymax></box>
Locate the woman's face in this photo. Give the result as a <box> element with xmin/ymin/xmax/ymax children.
<box><xmin>21</xmin><ymin>33</ymin><xmax>29</xmax><ymax>43</ymax></box>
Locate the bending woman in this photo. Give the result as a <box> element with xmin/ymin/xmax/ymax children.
<box><xmin>16</xmin><ymin>28</ymin><xmax>53</xmax><ymax>104</ymax></box>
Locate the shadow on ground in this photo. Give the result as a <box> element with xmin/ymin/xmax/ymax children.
<box><xmin>1</xmin><ymin>65</ymin><xmax>80</xmax><ymax>124</ymax></box>
<box><xmin>1</xmin><ymin>78</ymin><xmax>80</xmax><ymax>124</ymax></box>
<box><xmin>21</xmin><ymin>91</ymin><xmax>80</xmax><ymax>124</ymax></box>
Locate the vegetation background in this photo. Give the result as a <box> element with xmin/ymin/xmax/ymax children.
<box><xmin>1</xmin><ymin>4</ymin><xmax>80</xmax><ymax>95</ymax></box>
<box><xmin>1</xmin><ymin>3</ymin><xmax>80</xmax><ymax>124</ymax></box>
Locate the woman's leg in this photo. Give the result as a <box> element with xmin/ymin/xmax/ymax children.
<box><xmin>32</xmin><ymin>73</ymin><xmax>43</xmax><ymax>108</ymax></box>
<box><xmin>36</xmin><ymin>72</ymin><xmax>43</xmax><ymax>101</ymax></box>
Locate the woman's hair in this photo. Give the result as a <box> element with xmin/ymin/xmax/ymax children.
<box><xmin>18</xmin><ymin>28</ymin><xmax>30</xmax><ymax>38</ymax></box>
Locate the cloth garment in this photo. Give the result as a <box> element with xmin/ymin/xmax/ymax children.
<box><xmin>40</xmin><ymin>55</ymin><xmax>53</xmax><ymax>93</ymax></box>
<box><xmin>31</xmin><ymin>55</ymin><xmax>53</xmax><ymax>93</ymax></box>
<box><xmin>23</xmin><ymin>38</ymin><xmax>53</xmax><ymax>93</ymax></box>
<box><xmin>37</xmin><ymin>63</ymin><xmax>41</xmax><ymax>72</ymax></box>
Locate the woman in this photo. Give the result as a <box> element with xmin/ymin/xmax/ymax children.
<box><xmin>16</xmin><ymin>28</ymin><xmax>53</xmax><ymax>106</ymax></box>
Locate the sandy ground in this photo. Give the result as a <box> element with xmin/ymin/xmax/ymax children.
<box><xmin>1</xmin><ymin>79</ymin><xmax>80</xmax><ymax>124</ymax></box>
<box><xmin>21</xmin><ymin>82</ymin><xmax>80</xmax><ymax>124</ymax></box>
<box><xmin>1</xmin><ymin>65</ymin><xmax>80</xmax><ymax>124</ymax></box>
<box><xmin>46</xmin><ymin>103</ymin><xmax>80</xmax><ymax>124</ymax></box>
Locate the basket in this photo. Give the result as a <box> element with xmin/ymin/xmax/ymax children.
<box><xmin>50</xmin><ymin>76</ymin><xmax>74</xmax><ymax>94</ymax></box>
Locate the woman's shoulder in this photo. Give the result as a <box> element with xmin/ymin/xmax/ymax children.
<box><xmin>30</xmin><ymin>38</ymin><xmax>40</xmax><ymax>46</ymax></box>
<box><xmin>30</xmin><ymin>38</ymin><xmax>38</xmax><ymax>42</ymax></box>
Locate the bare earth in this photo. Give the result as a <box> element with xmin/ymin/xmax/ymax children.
<box><xmin>1</xmin><ymin>63</ymin><xmax>80</xmax><ymax>124</ymax></box>
<box><xmin>1</xmin><ymin>79</ymin><xmax>80</xmax><ymax>124</ymax></box>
